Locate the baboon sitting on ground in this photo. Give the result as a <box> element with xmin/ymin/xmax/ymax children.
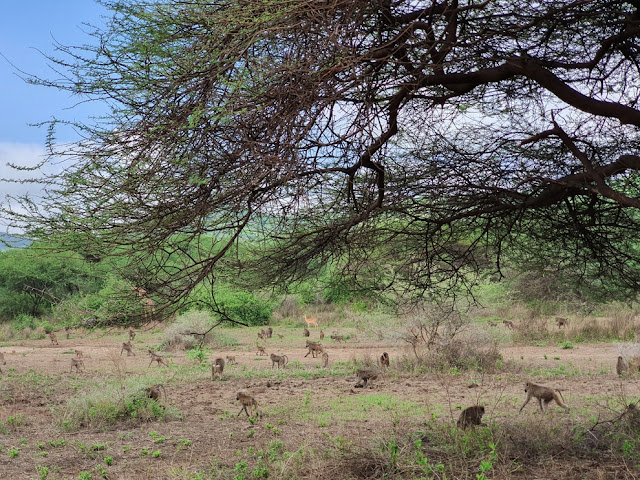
<box><xmin>457</xmin><ymin>405</ymin><xmax>485</xmax><ymax>429</ymax></box>
<box><xmin>379</xmin><ymin>352</ymin><xmax>390</xmax><ymax>368</ymax></box>
<box><xmin>70</xmin><ymin>357</ymin><xmax>84</xmax><ymax>373</ymax></box>
<box><xmin>354</xmin><ymin>369</ymin><xmax>378</xmax><ymax>388</ymax></box>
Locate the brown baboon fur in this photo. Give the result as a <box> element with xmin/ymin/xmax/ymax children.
<box><xmin>0</xmin><ymin>352</ymin><xmax>5</xmax><ymax>365</ymax></box>
<box><xmin>519</xmin><ymin>382</ymin><xmax>569</xmax><ymax>413</ymax></box>
<box><xmin>70</xmin><ymin>357</ymin><xmax>84</xmax><ymax>373</ymax></box>
<box><xmin>256</xmin><ymin>345</ymin><xmax>267</xmax><ymax>356</ymax></box>
<box><xmin>617</xmin><ymin>356</ymin><xmax>626</xmax><ymax>375</ymax></box>
<box><xmin>488</xmin><ymin>321</ymin><xmax>497</xmax><ymax>327</ymax></box>
<box><xmin>379</xmin><ymin>352</ymin><xmax>390</xmax><ymax>368</ymax></box>
<box><xmin>226</xmin><ymin>355</ymin><xmax>237</xmax><ymax>365</ymax></box>
<box><xmin>320</xmin><ymin>330</ymin><xmax>325</xmax><ymax>340</ymax></box>
<box><xmin>148</xmin><ymin>349</ymin><xmax>168</xmax><ymax>367</ymax></box>
<box><xmin>354</xmin><ymin>369</ymin><xmax>378</xmax><ymax>388</ymax></box>
<box><xmin>75</xmin><ymin>350</ymin><xmax>84</xmax><ymax>358</ymax></box>
<box><xmin>502</xmin><ymin>320</ymin><xmax>514</xmax><ymax>329</ymax></box>
<box><xmin>270</xmin><ymin>353</ymin><xmax>288</xmax><ymax>369</ymax></box>
<box><xmin>145</xmin><ymin>384</ymin><xmax>166</xmax><ymax>401</ymax></box>
<box><xmin>237</xmin><ymin>392</ymin><xmax>261</xmax><ymax>418</ymax></box>
<box><xmin>330</xmin><ymin>334</ymin><xmax>346</xmax><ymax>342</ymax></box>
<box><xmin>457</xmin><ymin>405</ymin><xmax>486</xmax><ymax>429</ymax></box>
<box><xmin>65</xmin><ymin>326</ymin><xmax>71</xmax><ymax>339</ymax></box>
<box><xmin>266</xmin><ymin>327</ymin><xmax>273</xmax><ymax>338</ymax></box>
<box><xmin>121</xmin><ymin>341</ymin><xmax>135</xmax><ymax>356</ymax></box>
<box><xmin>555</xmin><ymin>317</ymin><xmax>569</xmax><ymax>328</ymax></box>
<box><xmin>322</xmin><ymin>352</ymin><xmax>329</xmax><ymax>368</ymax></box>
<box><xmin>304</xmin><ymin>340</ymin><xmax>323</xmax><ymax>358</ymax></box>
<box><xmin>128</xmin><ymin>329</ymin><xmax>136</xmax><ymax>342</ymax></box>
<box><xmin>212</xmin><ymin>358</ymin><xmax>225</xmax><ymax>380</ymax></box>
<box><xmin>257</xmin><ymin>332</ymin><xmax>266</xmax><ymax>340</ymax></box>
<box><xmin>49</xmin><ymin>332</ymin><xmax>59</xmax><ymax>345</ymax></box>
<box><xmin>303</xmin><ymin>327</ymin><xmax>310</xmax><ymax>337</ymax></box>
<box><xmin>276</xmin><ymin>334</ymin><xmax>284</xmax><ymax>339</ymax></box>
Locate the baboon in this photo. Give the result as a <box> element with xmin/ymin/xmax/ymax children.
<box><xmin>354</xmin><ymin>369</ymin><xmax>378</xmax><ymax>388</ymax></box>
<box><xmin>128</xmin><ymin>329</ymin><xmax>136</xmax><ymax>342</ymax></box>
<box><xmin>304</xmin><ymin>315</ymin><xmax>318</xmax><ymax>328</ymax></box>
<box><xmin>266</xmin><ymin>327</ymin><xmax>273</xmax><ymax>338</ymax></box>
<box><xmin>148</xmin><ymin>349</ymin><xmax>168</xmax><ymax>367</ymax></box>
<box><xmin>330</xmin><ymin>334</ymin><xmax>345</xmax><ymax>342</ymax></box>
<box><xmin>121</xmin><ymin>341</ymin><xmax>135</xmax><ymax>356</ymax></box>
<box><xmin>257</xmin><ymin>332</ymin><xmax>266</xmax><ymax>340</ymax></box>
<box><xmin>379</xmin><ymin>352</ymin><xmax>390</xmax><ymax>368</ymax></box>
<box><xmin>145</xmin><ymin>383</ymin><xmax>167</xmax><ymax>401</ymax></box>
<box><xmin>319</xmin><ymin>330</ymin><xmax>325</xmax><ymax>340</ymax></box>
<box><xmin>303</xmin><ymin>327</ymin><xmax>310</xmax><ymax>337</ymax></box>
<box><xmin>519</xmin><ymin>382</ymin><xmax>569</xmax><ymax>413</ymax></box>
<box><xmin>502</xmin><ymin>320</ymin><xmax>514</xmax><ymax>329</ymax></box>
<box><xmin>617</xmin><ymin>356</ymin><xmax>626</xmax><ymax>375</ymax></box>
<box><xmin>75</xmin><ymin>349</ymin><xmax>84</xmax><ymax>358</ymax></box>
<box><xmin>256</xmin><ymin>345</ymin><xmax>267</xmax><ymax>356</ymax></box>
<box><xmin>226</xmin><ymin>355</ymin><xmax>237</xmax><ymax>365</ymax></box>
<box><xmin>70</xmin><ymin>357</ymin><xmax>84</xmax><ymax>373</ymax></box>
<box><xmin>304</xmin><ymin>340</ymin><xmax>323</xmax><ymax>358</ymax></box>
<box><xmin>276</xmin><ymin>334</ymin><xmax>284</xmax><ymax>339</ymax></box>
<box><xmin>620</xmin><ymin>356</ymin><xmax>640</xmax><ymax>374</ymax></box>
<box><xmin>49</xmin><ymin>332</ymin><xmax>59</xmax><ymax>345</ymax></box>
<box><xmin>65</xmin><ymin>326</ymin><xmax>71</xmax><ymax>339</ymax></box>
<box><xmin>237</xmin><ymin>392</ymin><xmax>261</xmax><ymax>418</ymax></box>
<box><xmin>0</xmin><ymin>352</ymin><xmax>5</xmax><ymax>365</ymax></box>
<box><xmin>555</xmin><ymin>317</ymin><xmax>569</xmax><ymax>328</ymax></box>
<box><xmin>322</xmin><ymin>351</ymin><xmax>329</xmax><ymax>368</ymax></box>
<box><xmin>488</xmin><ymin>321</ymin><xmax>497</xmax><ymax>327</ymax></box>
<box><xmin>270</xmin><ymin>353</ymin><xmax>288</xmax><ymax>369</ymax></box>
<box><xmin>212</xmin><ymin>357</ymin><xmax>225</xmax><ymax>380</ymax></box>
<box><xmin>457</xmin><ymin>405</ymin><xmax>486</xmax><ymax>429</ymax></box>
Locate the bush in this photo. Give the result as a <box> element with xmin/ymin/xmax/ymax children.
<box><xmin>164</xmin><ymin>311</ymin><xmax>217</xmax><ymax>349</ymax></box>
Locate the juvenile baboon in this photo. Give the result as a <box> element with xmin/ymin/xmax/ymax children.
<box><xmin>457</xmin><ymin>405</ymin><xmax>486</xmax><ymax>429</ymax></box>
<box><xmin>319</xmin><ymin>330</ymin><xmax>325</xmax><ymax>340</ymax></box>
<box><xmin>354</xmin><ymin>369</ymin><xmax>378</xmax><ymax>388</ymax></box>
<box><xmin>379</xmin><ymin>352</ymin><xmax>390</xmax><ymax>368</ymax></box>
<box><xmin>128</xmin><ymin>329</ymin><xmax>136</xmax><ymax>342</ymax></box>
<box><xmin>555</xmin><ymin>317</ymin><xmax>568</xmax><ymax>328</ymax></box>
<box><xmin>257</xmin><ymin>332</ymin><xmax>266</xmax><ymax>340</ymax></box>
<box><xmin>322</xmin><ymin>351</ymin><xmax>329</xmax><ymax>368</ymax></box>
<box><xmin>75</xmin><ymin>349</ymin><xmax>84</xmax><ymax>358</ymax></box>
<box><xmin>330</xmin><ymin>334</ymin><xmax>345</xmax><ymax>342</ymax></box>
<box><xmin>502</xmin><ymin>320</ymin><xmax>514</xmax><ymax>329</ymax></box>
<box><xmin>70</xmin><ymin>357</ymin><xmax>84</xmax><ymax>373</ymax></box>
<box><xmin>49</xmin><ymin>332</ymin><xmax>59</xmax><ymax>345</ymax></box>
<box><xmin>270</xmin><ymin>353</ymin><xmax>288</xmax><ymax>369</ymax></box>
<box><xmin>256</xmin><ymin>345</ymin><xmax>267</xmax><ymax>356</ymax></box>
<box><xmin>145</xmin><ymin>383</ymin><xmax>167</xmax><ymax>401</ymax></box>
<box><xmin>276</xmin><ymin>334</ymin><xmax>284</xmax><ymax>339</ymax></box>
<box><xmin>148</xmin><ymin>349</ymin><xmax>168</xmax><ymax>367</ymax></box>
<box><xmin>303</xmin><ymin>327</ymin><xmax>310</xmax><ymax>337</ymax></box>
<box><xmin>226</xmin><ymin>355</ymin><xmax>237</xmax><ymax>365</ymax></box>
<box><xmin>519</xmin><ymin>382</ymin><xmax>569</xmax><ymax>413</ymax></box>
<box><xmin>626</xmin><ymin>357</ymin><xmax>640</xmax><ymax>374</ymax></box>
<box><xmin>65</xmin><ymin>326</ymin><xmax>71</xmax><ymax>339</ymax></box>
<box><xmin>266</xmin><ymin>327</ymin><xmax>273</xmax><ymax>338</ymax></box>
<box><xmin>304</xmin><ymin>340</ymin><xmax>323</xmax><ymax>358</ymax></box>
<box><xmin>237</xmin><ymin>392</ymin><xmax>261</xmax><ymax>418</ymax></box>
<box><xmin>120</xmin><ymin>341</ymin><xmax>135</xmax><ymax>356</ymax></box>
<box><xmin>211</xmin><ymin>357</ymin><xmax>225</xmax><ymax>380</ymax></box>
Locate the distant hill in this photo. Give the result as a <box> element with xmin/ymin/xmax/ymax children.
<box><xmin>0</xmin><ymin>234</ymin><xmax>31</xmax><ymax>250</ymax></box>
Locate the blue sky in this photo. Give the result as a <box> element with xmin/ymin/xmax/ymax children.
<box><xmin>0</xmin><ymin>1</ymin><xmax>108</xmax><ymax>228</ymax></box>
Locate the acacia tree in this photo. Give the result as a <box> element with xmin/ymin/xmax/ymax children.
<box><xmin>6</xmin><ymin>0</ymin><xmax>640</xmax><ymax>306</ymax></box>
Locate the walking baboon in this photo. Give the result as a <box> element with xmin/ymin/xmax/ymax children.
<box><xmin>330</xmin><ymin>334</ymin><xmax>345</xmax><ymax>342</ymax></box>
<box><xmin>70</xmin><ymin>357</ymin><xmax>84</xmax><ymax>373</ymax></box>
<box><xmin>457</xmin><ymin>405</ymin><xmax>486</xmax><ymax>429</ymax></box>
<box><xmin>237</xmin><ymin>392</ymin><xmax>261</xmax><ymax>418</ymax></box>
<box><xmin>256</xmin><ymin>345</ymin><xmax>267</xmax><ymax>356</ymax></box>
<box><xmin>49</xmin><ymin>332</ymin><xmax>59</xmax><ymax>345</ymax></box>
<box><xmin>65</xmin><ymin>326</ymin><xmax>71</xmax><ymax>339</ymax></box>
<box><xmin>304</xmin><ymin>340</ymin><xmax>323</xmax><ymax>358</ymax></box>
<box><xmin>519</xmin><ymin>382</ymin><xmax>569</xmax><ymax>413</ymax></box>
<box><xmin>120</xmin><ymin>341</ymin><xmax>135</xmax><ymax>356</ymax></box>
<box><xmin>555</xmin><ymin>317</ymin><xmax>568</xmax><ymax>328</ymax></box>
<box><xmin>212</xmin><ymin>357</ymin><xmax>225</xmax><ymax>380</ymax></box>
<box><xmin>319</xmin><ymin>330</ymin><xmax>325</xmax><ymax>340</ymax></box>
<box><xmin>148</xmin><ymin>349</ymin><xmax>168</xmax><ymax>367</ymax></box>
<box><xmin>303</xmin><ymin>327</ymin><xmax>310</xmax><ymax>337</ymax></box>
<box><xmin>502</xmin><ymin>320</ymin><xmax>514</xmax><ymax>329</ymax></box>
<box><xmin>226</xmin><ymin>355</ymin><xmax>237</xmax><ymax>365</ymax></box>
<box><xmin>145</xmin><ymin>383</ymin><xmax>166</xmax><ymax>401</ymax></box>
<box><xmin>75</xmin><ymin>349</ymin><xmax>84</xmax><ymax>358</ymax></box>
<box><xmin>354</xmin><ymin>369</ymin><xmax>378</xmax><ymax>388</ymax></box>
<box><xmin>322</xmin><ymin>351</ymin><xmax>329</xmax><ymax>368</ymax></box>
<box><xmin>270</xmin><ymin>353</ymin><xmax>288</xmax><ymax>369</ymax></box>
<box><xmin>379</xmin><ymin>352</ymin><xmax>390</xmax><ymax>368</ymax></box>
<box><xmin>128</xmin><ymin>329</ymin><xmax>136</xmax><ymax>341</ymax></box>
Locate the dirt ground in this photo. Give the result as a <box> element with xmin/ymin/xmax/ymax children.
<box><xmin>0</xmin><ymin>324</ymin><xmax>639</xmax><ymax>479</ymax></box>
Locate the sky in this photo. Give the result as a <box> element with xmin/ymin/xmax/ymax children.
<box><xmin>0</xmin><ymin>1</ymin><xmax>108</xmax><ymax>230</ymax></box>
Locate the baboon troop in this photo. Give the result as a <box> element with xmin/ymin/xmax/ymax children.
<box><xmin>148</xmin><ymin>349</ymin><xmax>168</xmax><ymax>367</ymax></box>
<box><xmin>145</xmin><ymin>383</ymin><xmax>166</xmax><ymax>401</ymax></box>
<box><xmin>237</xmin><ymin>392</ymin><xmax>261</xmax><ymax>418</ymax></box>
<box><xmin>304</xmin><ymin>315</ymin><xmax>318</xmax><ymax>328</ymax></box>
<box><xmin>555</xmin><ymin>317</ymin><xmax>568</xmax><ymax>328</ymax></box>
<box><xmin>303</xmin><ymin>327</ymin><xmax>310</xmax><ymax>337</ymax></box>
<box><xmin>304</xmin><ymin>340</ymin><xmax>323</xmax><ymax>358</ymax></box>
<box><xmin>354</xmin><ymin>369</ymin><xmax>378</xmax><ymax>388</ymax></box>
<box><xmin>457</xmin><ymin>405</ymin><xmax>486</xmax><ymax>429</ymax></box>
<box><xmin>322</xmin><ymin>351</ymin><xmax>329</xmax><ymax>368</ymax></box>
<box><xmin>128</xmin><ymin>329</ymin><xmax>136</xmax><ymax>342</ymax></box>
<box><xmin>212</xmin><ymin>357</ymin><xmax>225</xmax><ymax>380</ymax></box>
<box><xmin>519</xmin><ymin>382</ymin><xmax>569</xmax><ymax>413</ymax></box>
<box><xmin>256</xmin><ymin>345</ymin><xmax>267</xmax><ymax>356</ymax></box>
<box><xmin>270</xmin><ymin>353</ymin><xmax>288</xmax><ymax>369</ymax></box>
<box><xmin>226</xmin><ymin>355</ymin><xmax>237</xmax><ymax>365</ymax></box>
<box><xmin>379</xmin><ymin>352</ymin><xmax>390</xmax><ymax>368</ymax></box>
<box><xmin>70</xmin><ymin>357</ymin><xmax>84</xmax><ymax>373</ymax></box>
<box><xmin>121</xmin><ymin>341</ymin><xmax>135</xmax><ymax>356</ymax></box>
<box><xmin>49</xmin><ymin>332</ymin><xmax>59</xmax><ymax>345</ymax></box>
<box><xmin>502</xmin><ymin>320</ymin><xmax>514</xmax><ymax>329</ymax></box>
<box><xmin>319</xmin><ymin>330</ymin><xmax>325</xmax><ymax>340</ymax></box>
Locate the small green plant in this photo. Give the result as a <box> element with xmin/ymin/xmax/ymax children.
<box><xmin>77</xmin><ymin>471</ymin><xmax>92</xmax><ymax>480</ymax></box>
<box><xmin>8</xmin><ymin>446</ymin><xmax>19</xmax><ymax>458</ymax></box>
<box><xmin>562</xmin><ymin>341</ymin><xmax>574</xmax><ymax>349</ymax></box>
<box><xmin>186</xmin><ymin>347</ymin><xmax>209</xmax><ymax>364</ymax></box>
<box><xmin>104</xmin><ymin>456</ymin><xmax>114</xmax><ymax>466</ymax></box>
<box><xmin>152</xmin><ymin>450</ymin><xmax>162</xmax><ymax>458</ymax></box>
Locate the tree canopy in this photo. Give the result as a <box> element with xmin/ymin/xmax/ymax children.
<box><xmin>6</xmin><ymin>0</ymin><xmax>640</xmax><ymax>305</ymax></box>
